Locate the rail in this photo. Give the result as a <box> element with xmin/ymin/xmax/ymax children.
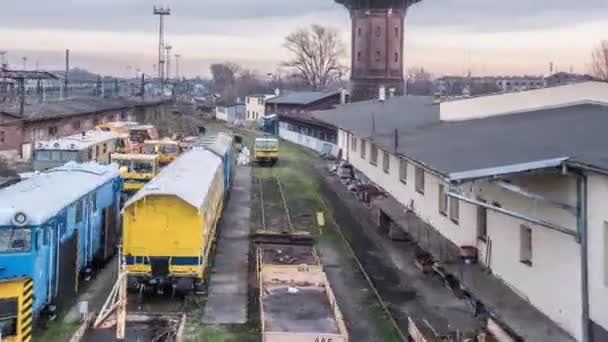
<box><xmin>258</xmin><ymin>176</ymin><xmax>293</xmax><ymax>234</ymax></box>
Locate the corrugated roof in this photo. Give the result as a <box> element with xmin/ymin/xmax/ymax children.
<box><xmin>124</xmin><ymin>148</ymin><xmax>222</xmax><ymax>210</ymax></box>
<box><xmin>313</xmin><ymin>96</ymin><xmax>439</xmax><ymax>137</ymax></box>
<box><xmin>267</xmin><ymin>91</ymin><xmax>340</xmax><ymax>105</ymax></box>
<box><xmin>369</xmin><ymin>103</ymin><xmax>608</xmax><ymax>177</ymax></box>
<box><xmin>0</xmin><ymin>162</ymin><xmax>120</xmax><ymax>226</ymax></box>
<box><xmin>0</xmin><ymin>97</ymin><xmax>167</xmax><ymax>122</ymax></box>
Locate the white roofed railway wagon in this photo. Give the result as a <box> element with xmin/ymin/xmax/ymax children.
<box><xmin>33</xmin><ymin>130</ymin><xmax>125</xmax><ymax>171</ymax></box>
<box><xmin>122</xmin><ymin>147</ymin><xmax>227</xmax><ymax>293</ymax></box>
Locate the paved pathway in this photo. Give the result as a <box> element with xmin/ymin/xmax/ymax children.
<box><xmin>202</xmin><ymin>166</ymin><xmax>251</xmax><ymax>324</ymax></box>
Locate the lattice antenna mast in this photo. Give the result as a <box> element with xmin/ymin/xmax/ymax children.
<box><xmin>165</xmin><ymin>45</ymin><xmax>173</xmax><ymax>80</ymax></box>
<box><xmin>153</xmin><ymin>5</ymin><xmax>171</xmax><ymax>84</ymax></box>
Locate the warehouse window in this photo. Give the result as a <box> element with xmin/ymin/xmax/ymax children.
<box><xmin>415</xmin><ymin>166</ymin><xmax>425</xmax><ymax>194</ymax></box>
<box><xmin>449</xmin><ymin>196</ymin><xmax>459</xmax><ymax>225</ymax></box>
<box><xmin>357</xmin><ymin>51</ymin><xmax>361</xmax><ymax>61</ymax></box>
<box><xmin>0</xmin><ymin>131</ymin><xmax>4</xmax><ymax>143</ymax></box>
<box><xmin>75</xmin><ymin>200</ymin><xmax>83</xmax><ymax>224</ymax></box>
<box><xmin>520</xmin><ymin>225</ymin><xmax>532</xmax><ymax>266</ymax></box>
<box><xmin>383</xmin><ymin>151</ymin><xmax>390</xmax><ymax>174</ymax></box>
<box><xmin>72</xmin><ymin>121</ymin><xmax>80</xmax><ymax>130</ymax></box>
<box><xmin>370</xmin><ymin>144</ymin><xmax>378</xmax><ymax>166</ymax></box>
<box><xmin>360</xmin><ymin>140</ymin><xmax>366</xmax><ymax>159</ymax></box>
<box><xmin>351</xmin><ymin>136</ymin><xmax>357</xmax><ymax>152</ymax></box>
<box><xmin>399</xmin><ymin>159</ymin><xmax>407</xmax><ymax>183</ymax></box>
<box><xmin>477</xmin><ymin>198</ymin><xmax>488</xmax><ymax>241</ymax></box>
<box><xmin>394</xmin><ymin>52</ymin><xmax>399</xmax><ymax>63</ymax></box>
<box><xmin>438</xmin><ymin>184</ymin><xmax>447</xmax><ymax>216</ymax></box>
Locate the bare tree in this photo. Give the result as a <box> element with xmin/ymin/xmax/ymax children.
<box><xmin>282</xmin><ymin>24</ymin><xmax>346</xmax><ymax>90</ymax></box>
<box><xmin>591</xmin><ymin>40</ymin><xmax>608</xmax><ymax>81</ymax></box>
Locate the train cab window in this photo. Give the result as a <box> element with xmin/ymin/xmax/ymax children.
<box><xmin>75</xmin><ymin>200</ymin><xmax>83</xmax><ymax>224</ymax></box>
<box><xmin>35</xmin><ymin>150</ymin><xmax>51</xmax><ymax>161</ymax></box>
<box><xmin>0</xmin><ymin>298</ymin><xmax>18</xmax><ymax>337</ymax></box>
<box><xmin>51</xmin><ymin>151</ymin><xmax>62</xmax><ymax>161</ymax></box>
<box><xmin>62</xmin><ymin>151</ymin><xmax>78</xmax><ymax>161</ymax></box>
<box><xmin>102</xmin><ymin>143</ymin><xmax>107</xmax><ymax>154</ymax></box>
<box><xmin>160</xmin><ymin>145</ymin><xmax>177</xmax><ymax>154</ymax></box>
<box><xmin>0</xmin><ymin>228</ymin><xmax>31</xmax><ymax>253</ymax></box>
<box><xmin>133</xmin><ymin>161</ymin><xmax>153</xmax><ymax>173</ymax></box>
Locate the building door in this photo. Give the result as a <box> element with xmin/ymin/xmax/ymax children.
<box><xmin>20</xmin><ymin>143</ymin><xmax>32</xmax><ymax>161</ymax></box>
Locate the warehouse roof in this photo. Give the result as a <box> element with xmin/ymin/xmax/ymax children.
<box><xmin>267</xmin><ymin>90</ymin><xmax>340</xmax><ymax>106</ymax></box>
<box><xmin>313</xmin><ymin>95</ymin><xmax>439</xmax><ymax>137</ymax></box>
<box><xmin>124</xmin><ymin>147</ymin><xmax>222</xmax><ymax>210</ymax></box>
<box><xmin>0</xmin><ymin>162</ymin><xmax>120</xmax><ymax>226</ymax></box>
<box><xmin>0</xmin><ymin>97</ymin><xmax>168</xmax><ymax>121</ymax></box>
<box><xmin>369</xmin><ymin>103</ymin><xmax>608</xmax><ymax>179</ymax></box>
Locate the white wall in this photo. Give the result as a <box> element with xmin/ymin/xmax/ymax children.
<box><xmin>339</xmin><ymin>128</ymin><xmax>587</xmax><ymax>340</ymax></box>
<box><xmin>215</xmin><ymin>107</ymin><xmax>228</xmax><ymax>122</ymax></box>
<box><xmin>280</xmin><ymin>126</ymin><xmax>337</xmax><ymax>156</ymax></box>
<box><xmin>246</xmin><ymin>95</ymin><xmax>274</xmax><ymax>121</ymax></box>
<box><xmin>586</xmin><ymin>173</ymin><xmax>608</xmax><ymax>333</ymax></box>
<box><xmin>441</xmin><ymin>81</ymin><xmax>608</xmax><ymax>122</ymax></box>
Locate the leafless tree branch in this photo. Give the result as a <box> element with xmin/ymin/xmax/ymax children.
<box><xmin>591</xmin><ymin>40</ymin><xmax>608</xmax><ymax>81</ymax></box>
<box><xmin>282</xmin><ymin>24</ymin><xmax>346</xmax><ymax>90</ymax></box>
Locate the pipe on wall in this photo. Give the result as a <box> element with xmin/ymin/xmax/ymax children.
<box><xmin>447</xmin><ymin>192</ymin><xmax>578</xmax><ymax>238</ymax></box>
<box><xmin>575</xmin><ymin>171</ymin><xmax>590</xmax><ymax>342</ymax></box>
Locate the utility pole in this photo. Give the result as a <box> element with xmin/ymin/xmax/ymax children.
<box><xmin>22</xmin><ymin>57</ymin><xmax>27</xmax><ymax>70</ymax></box>
<box><xmin>165</xmin><ymin>45</ymin><xmax>172</xmax><ymax>80</ymax></box>
<box><xmin>174</xmin><ymin>54</ymin><xmax>181</xmax><ymax>80</ymax></box>
<box><xmin>153</xmin><ymin>5</ymin><xmax>171</xmax><ymax>86</ymax></box>
<box><xmin>65</xmin><ymin>49</ymin><xmax>70</xmax><ymax>99</ymax></box>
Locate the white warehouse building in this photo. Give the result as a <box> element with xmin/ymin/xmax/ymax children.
<box><xmin>314</xmin><ymin>81</ymin><xmax>608</xmax><ymax>342</ymax></box>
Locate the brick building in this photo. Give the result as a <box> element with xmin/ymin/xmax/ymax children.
<box><xmin>0</xmin><ymin>97</ymin><xmax>169</xmax><ymax>160</ymax></box>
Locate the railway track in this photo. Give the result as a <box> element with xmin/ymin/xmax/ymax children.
<box><xmin>257</xmin><ymin>176</ymin><xmax>293</xmax><ymax>234</ymax></box>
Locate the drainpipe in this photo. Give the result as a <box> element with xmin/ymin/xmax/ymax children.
<box><xmin>575</xmin><ymin>172</ymin><xmax>590</xmax><ymax>342</ymax></box>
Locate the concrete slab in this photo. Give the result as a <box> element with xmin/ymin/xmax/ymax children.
<box><xmin>64</xmin><ymin>256</ymin><xmax>119</xmax><ymax>323</ymax></box>
<box><xmin>202</xmin><ymin>166</ymin><xmax>251</xmax><ymax>324</ymax></box>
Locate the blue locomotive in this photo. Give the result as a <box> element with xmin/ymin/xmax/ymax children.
<box><xmin>0</xmin><ymin>162</ymin><xmax>122</xmax><ymax>341</ymax></box>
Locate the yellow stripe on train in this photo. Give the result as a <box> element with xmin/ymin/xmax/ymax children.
<box><xmin>0</xmin><ymin>278</ymin><xmax>33</xmax><ymax>342</ymax></box>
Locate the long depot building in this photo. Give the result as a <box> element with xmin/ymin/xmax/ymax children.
<box><xmin>314</xmin><ymin>81</ymin><xmax>608</xmax><ymax>342</ymax></box>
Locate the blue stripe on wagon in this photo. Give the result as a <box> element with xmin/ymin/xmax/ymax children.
<box><xmin>125</xmin><ymin>256</ymin><xmax>199</xmax><ymax>265</ymax></box>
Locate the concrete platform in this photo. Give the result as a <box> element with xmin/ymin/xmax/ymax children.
<box><xmin>202</xmin><ymin>166</ymin><xmax>251</xmax><ymax>324</ymax></box>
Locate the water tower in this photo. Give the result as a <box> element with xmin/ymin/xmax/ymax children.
<box><xmin>336</xmin><ymin>0</ymin><xmax>422</xmax><ymax>101</ymax></box>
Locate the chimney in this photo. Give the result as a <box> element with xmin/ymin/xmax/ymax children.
<box><xmin>378</xmin><ymin>86</ymin><xmax>386</xmax><ymax>102</ymax></box>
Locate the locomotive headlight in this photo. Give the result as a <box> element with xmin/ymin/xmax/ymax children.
<box><xmin>12</xmin><ymin>212</ymin><xmax>28</xmax><ymax>226</ymax></box>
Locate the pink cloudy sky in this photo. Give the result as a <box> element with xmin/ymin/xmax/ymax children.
<box><xmin>1</xmin><ymin>0</ymin><xmax>607</xmax><ymax>78</ymax></box>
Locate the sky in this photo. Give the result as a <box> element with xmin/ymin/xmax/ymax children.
<box><xmin>1</xmin><ymin>0</ymin><xmax>607</xmax><ymax>78</ymax></box>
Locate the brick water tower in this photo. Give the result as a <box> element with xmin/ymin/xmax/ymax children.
<box><xmin>336</xmin><ymin>0</ymin><xmax>421</xmax><ymax>101</ymax></box>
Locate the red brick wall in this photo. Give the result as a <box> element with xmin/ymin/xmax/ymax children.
<box><xmin>0</xmin><ymin>113</ymin><xmax>24</xmax><ymax>151</ymax></box>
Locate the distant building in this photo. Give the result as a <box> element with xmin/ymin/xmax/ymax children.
<box><xmin>545</xmin><ymin>72</ymin><xmax>595</xmax><ymax>87</ymax></box>
<box><xmin>0</xmin><ymin>97</ymin><xmax>168</xmax><ymax>161</ymax></box>
<box><xmin>495</xmin><ymin>75</ymin><xmax>545</xmax><ymax>92</ymax></box>
<box><xmin>215</xmin><ymin>102</ymin><xmax>245</xmax><ymax>123</ymax></box>
<box><xmin>245</xmin><ymin>93</ymin><xmax>276</xmax><ymax>121</ymax></box>
<box><xmin>266</xmin><ymin>90</ymin><xmax>344</xmax><ymax>155</ymax></box>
